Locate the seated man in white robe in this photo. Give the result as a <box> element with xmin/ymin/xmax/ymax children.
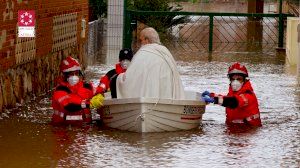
<box><xmin>116</xmin><ymin>27</ymin><xmax>185</xmax><ymax>99</ymax></box>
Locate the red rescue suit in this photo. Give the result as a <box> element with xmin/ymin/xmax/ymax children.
<box><xmin>213</xmin><ymin>81</ymin><xmax>262</xmax><ymax>127</ymax></box>
<box><xmin>100</xmin><ymin>63</ymin><xmax>126</xmax><ymax>98</ymax></box>
<box><xmin>51</xmin><ymin>79</ymin><xmax>94</xmax><ymax>125</ymax></box>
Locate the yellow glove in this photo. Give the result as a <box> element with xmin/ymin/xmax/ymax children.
<box><xmin>90</xmin><ymin>94</ymin><xmax>104</xmax><ymax>109</ymax></box>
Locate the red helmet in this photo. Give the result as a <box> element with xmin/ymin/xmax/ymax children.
<box><xmin>228</xmin><ymin>62</ymin><xmax>248</xmax><ymax>77</ymax></box>
<box><xmin>60</xmin><ymin>56</ymin><xmax>81</xmax><ymax>73</ymax></box>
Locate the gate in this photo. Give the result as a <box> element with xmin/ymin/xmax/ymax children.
<box><xmin>123</xmin><ymin>1</ymin><xmax>293</xmax><ymax>54</ymax></box>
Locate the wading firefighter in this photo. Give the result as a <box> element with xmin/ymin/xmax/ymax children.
<box><xmin>99</xmin><ymin>48</ymin><xmax>133</xmax><ymax>98</ymax></box>
<box><xmin>201</xmin><ymin>62</ymin><xmax>262</xmax><ymax>127</ymax></box>
<box><xmin>51</xmin><ymin>56</ymin><xmax>104</xmax><ymax>125</ymax></box>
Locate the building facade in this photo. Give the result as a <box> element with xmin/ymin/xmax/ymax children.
<box><xmin>0</xmin><ymin>0</ymin><xmax>89</xmax><ymax>112</ymax></box>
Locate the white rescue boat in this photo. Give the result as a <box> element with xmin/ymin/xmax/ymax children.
<box><xmin>99</xmin><ymin>91</ymin><xmax>206</xmax><ymax>132</ymax></box>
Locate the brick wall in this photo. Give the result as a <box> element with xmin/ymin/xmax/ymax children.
<box><xmin>0</xmin><ymin>0</ymin><xmax>89</xmax><ymax>112</ymax></box>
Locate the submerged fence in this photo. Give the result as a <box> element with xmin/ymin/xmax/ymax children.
<box><xmin>124</xmin><ymin>10</ymin><xmax>292</xmax><ymax>53</ymax></box>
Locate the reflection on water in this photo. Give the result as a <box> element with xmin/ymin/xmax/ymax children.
<box><xmin>0</xmin><ymin>52</ymin><xmax>299</xmax><ymax>167</ymax></box>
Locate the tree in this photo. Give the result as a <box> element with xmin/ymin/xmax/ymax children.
<box><xmin>127</xmin><ymin>0</ymin><xmax>188</xmax><ymax>33</ymax></box>
<box><xmin>89</xmin><ymin>0</ymin><xmax>107</xmax><ymax>21</ymax></box>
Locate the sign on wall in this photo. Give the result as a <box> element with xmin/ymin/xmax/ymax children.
<box><xmin>18</xmin><ymin>10</ymin><xmax>35</xmax><ymax>37</ymax></box>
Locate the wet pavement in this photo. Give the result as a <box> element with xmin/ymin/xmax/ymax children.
<box><xmin>0</xmin><ymin>52</ymin><xmax>299</xmax><ymax>168</ymax></box>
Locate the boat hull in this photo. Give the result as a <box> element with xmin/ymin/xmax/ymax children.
<box><xmin>99</xmin><ymin>94</ymin><xmax>206</xmax><ymax>132</ymax></box>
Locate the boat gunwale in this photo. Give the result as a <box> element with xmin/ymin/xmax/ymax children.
<box><xmin>103</xmin><ymin>97</ymin><xmax>206</xmax><ymax>106</ymax></box>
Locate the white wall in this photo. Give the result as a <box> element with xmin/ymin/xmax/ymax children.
<box><xmin>286</xmin><ymin>17</ymin><xmax>300</xmax><ymax>66</ymax></box>
<box><xmin>297</xmin><ymin>21</ymin><xmax>300</xmax><ymax>82</ymax></box>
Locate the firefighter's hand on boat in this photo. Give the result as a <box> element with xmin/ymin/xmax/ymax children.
<box><xmin>201</xmin><ymin>95</ymin><xmax>215</xmax><ymax>103</ymax></box>
<box><xmin>90</xmin><ymin>94</ymin><xmax>104</xmax><ymax>109</ymax></box>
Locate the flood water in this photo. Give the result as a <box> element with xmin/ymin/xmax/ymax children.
<box><xmin>0</xmin><ymin>52</ymin><xmax>299</xmax><ymax>168</ymax></box>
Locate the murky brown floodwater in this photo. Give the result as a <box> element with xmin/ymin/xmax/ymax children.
<box><xmin>0</xmin><ymin>52</ymin><xmax>299</xmax><ymax>168</ymax></box>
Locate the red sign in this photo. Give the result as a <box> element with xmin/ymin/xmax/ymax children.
<box><xmin>18</xmin><ymin>10</ymin><xmax>35</xmax><ymax>27</ymax></box>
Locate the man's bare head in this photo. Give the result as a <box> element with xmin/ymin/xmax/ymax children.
<box><xmin>139</xmin><ymin>27</ymin><xmax>161</xmax><ymax>45</ymax></box>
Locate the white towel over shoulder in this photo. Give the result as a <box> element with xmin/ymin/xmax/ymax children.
<box><xmin>116</xmin><ymin>43</ymin><xmax>185</xmax><ymax>99</ymax></box>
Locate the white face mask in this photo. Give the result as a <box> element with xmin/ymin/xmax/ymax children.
<box><xmin>67</xmin><ymin>75</ymin><xmax>80</xmax><ymax>86</ymax></box>
<box><xmin>231</xmin><ymin>80</ymin><xmax>243</xmax><ymax>91</ymax></box>
<box><xmin>120</xmin><ymin>60</ymin><xmax>131</xmax><ymax>69</ymax></box>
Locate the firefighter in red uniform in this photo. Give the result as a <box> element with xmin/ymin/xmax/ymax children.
<box><xmin>51</xmin><ymin>56</ymin><xmax>104</xmax><ymax>125</ymax></box>
<box><xmin>201</xmin><ymin>62</ymin><xmax>262</xmax><ymax>127</ymax></box>
<box><xmin>99</xmin><ymin>48</ymin><xmax>133</xmax><ymax>98</ymax></box>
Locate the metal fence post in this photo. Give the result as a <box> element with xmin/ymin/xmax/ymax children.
<box><xmin>124</xmin><ymin>12</ymin><xmax>132</xmax><ymax>48</ymax></box>
<box><xmin>123</xmin><ymin>0</ymin><xmax>131</xmax><ymax>48</ymax></box>
<box><xmin>209</xmin><ymin>14</ymin><xmax>214</xmax><ymax>52</ymax></box>
<box><xmin>278</xmin><ymin>0</ymin><xmax>284</xmax><ymax>48</ymax></box>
